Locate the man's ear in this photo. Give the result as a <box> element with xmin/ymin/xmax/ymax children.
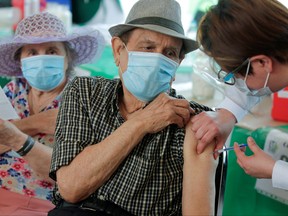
<box><xmin>111</xmin><ymin>37</ymin><xmax>124</xmax><ymax>66</ymax></box>
<box><xmin>250</xmin><ymin>55</ymin><xmax>273</xmax><ymax>73</ymax></box>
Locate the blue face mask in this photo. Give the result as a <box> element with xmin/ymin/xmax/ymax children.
<box><xmin>21</xmin><ymin>55</ymin><xmax>65</xmax><ymax>92</ymax></box>
<box><xmin>122</xmin><ymin>51</ymin><xmax>179</xmax><ymax>102</ymax></box>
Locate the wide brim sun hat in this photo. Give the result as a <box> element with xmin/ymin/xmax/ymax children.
<box><xmin>109</xmin><ymin>0</ymin><xmax>198</xmax><ymax>54</ymax></box>
<box><xmin>0</xmin><ymin>12</ymin><xmax>105</xmax><ymax>77</ymax></box>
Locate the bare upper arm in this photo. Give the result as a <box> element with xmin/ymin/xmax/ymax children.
<box><xmin>182</xmin><ymin>120</ymin><xmax>218</xmax><ymax>215</ymax></box>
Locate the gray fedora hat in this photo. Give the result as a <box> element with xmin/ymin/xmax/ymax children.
<box><xmin>109</xmin><ymin>0</ymin><xmax>198</xmax><ymax>54</ymax></box>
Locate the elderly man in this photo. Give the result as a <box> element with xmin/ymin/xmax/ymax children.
<box><xmin>48</xmin><ymin>0</ymin><xmax>222</xmax><ymax>215</ymax></box>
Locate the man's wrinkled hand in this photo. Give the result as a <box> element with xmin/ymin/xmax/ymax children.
<box><xmin>130</xmin><ymin>93</ymin><xmax>194</xmax><ymax>134</ymax></box>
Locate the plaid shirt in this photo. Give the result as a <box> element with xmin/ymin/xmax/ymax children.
<box><xmin>50</xmin><ymin>76</ymin><xmax>212</xmax><ymax>215</ymax></box>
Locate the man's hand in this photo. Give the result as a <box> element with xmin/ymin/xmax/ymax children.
<box><xmin>190</xmin><ymin>109</ymin><xmax>236</xmax><ymax>154</ymax></box>
<box><xmin>129</xmin><ymin>93</ymin><xmax>194</xmax><ymax>134</ymax></box>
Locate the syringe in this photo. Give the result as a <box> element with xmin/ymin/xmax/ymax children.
<box><xmin>213</xmin><ymin>143</ymin><xmax>248</xmax><ymax>154</ymax></box>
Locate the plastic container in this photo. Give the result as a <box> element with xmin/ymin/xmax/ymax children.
<box><xmin>12</xmin><ymin>0</ymin><xmax>46</xmax><ymax>30</ymax></box>
<box><xmin>0</xmin><ymin>7</ymin><xmax>21</xmax><ymax>28</ymax></box>
<box><xmin>45</xmin><ymin>2</ymin><xmax>72</xmax><ymax>32</ymax></box>
<box><xmin>12</xmin><ymin>0</ymin><xmax>46</xmax><ymax>18</ymax></box>
<box><xmin>25</xmin><ymin>0</ymin><xmax>41</xmax><ymax>17</ymax></box>
<box><xmin>271</xmin><ymin>87</ymin><xmax>288</xmax><ymax>122</ymax></box>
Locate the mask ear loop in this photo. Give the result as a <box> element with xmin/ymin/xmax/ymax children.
<box><xmin>119</xmin><ymin>64</ymin><xmax>124</xmax><ymax>74</ymax></box>
<box><xmin>122</xmin><ymin>43</ymin><xmax>129</xmax><ymax>53</ymax></box>
<box><xmin>263</xmin><ymin>70</ymin><xmax>270</xmax><ymax>88</ymax></box>
<box><xmin>244</xmin><ymin>59</ymin><xmax>251</xmax><ymax>82</ymax></box>
<box><xmin>118</xmin><ymin>43</ymin><xmax>129</xmax><ymax>75</ymax></box>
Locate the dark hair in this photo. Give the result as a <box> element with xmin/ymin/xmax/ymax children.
<box><xmin>197</xmin><ymin>0</ymin><xmax>288</xmax><ymax>76</ymax></box>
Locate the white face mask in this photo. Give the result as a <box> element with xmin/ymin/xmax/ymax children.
<box><xmin>235</xmin><ymin>60</ymin><xmax>272</xmax><ymax>97</ymax></box>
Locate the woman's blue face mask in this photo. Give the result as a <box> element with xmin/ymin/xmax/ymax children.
<box><xmin>121</xmin><ymin>45</ymin><xmax>179</xmax><ymax>102</ymax></box>
<box><xmin>21</xmin><ymin>55</ymin><xmax>65</xmax><ymax>92</ymax></box>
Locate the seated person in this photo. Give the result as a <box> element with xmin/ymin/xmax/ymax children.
<box><xmin>0</xmin><ymin>12</ymin><xmax>104</xmax><ymax>215</ymax></box>
<box><xmin>48</xmin><ymin>0</ymin><xmax>219</xmax><ymax>215</ymax></box>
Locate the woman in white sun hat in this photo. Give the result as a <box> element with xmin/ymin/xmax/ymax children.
<box><xmin>0</xmin><ymin>11</ymin><xmax>104</xmax><ymax>215</ymax></box>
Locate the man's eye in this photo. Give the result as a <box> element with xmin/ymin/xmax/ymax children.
<box><xmin>48</xmin><ymin>50</ymin><xmax>57</xmax><ymax>55</ymax></box>
<box><xmin>142</xmin><ymin>46</ymin><xmax>154</xmax><ymax>51</ymax></box>
<box><xmin>167</xmin><ymin>51</ymin><xmax>177</xmax><ymax>57</ymax></box>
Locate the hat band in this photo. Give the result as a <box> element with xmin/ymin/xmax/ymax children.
<box><xmin>127</xmin><ymin>17</ymin><xmax>184</xmax><ymax>35</ymax></box>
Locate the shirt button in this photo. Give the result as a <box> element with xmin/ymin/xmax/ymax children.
<box><xmin>99</xmin><ymin>195</ymin><xmax>105</xmax><ymax>200</ymax></box>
